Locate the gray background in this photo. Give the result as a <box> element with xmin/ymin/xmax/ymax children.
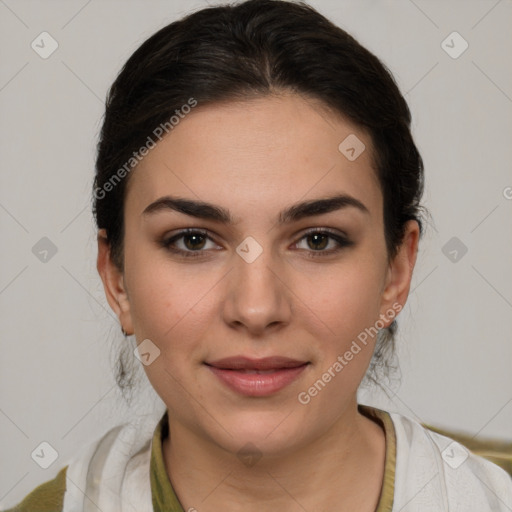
<box><xmin>1</xmin><ymin>0</ymin><xmax>511</xmax><ymax>508</ymax></box>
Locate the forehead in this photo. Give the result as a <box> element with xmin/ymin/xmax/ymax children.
<box><xmin>125</xmin><ymin>94</ymin><xmax>382</xmax><ymax>222</ymax></box>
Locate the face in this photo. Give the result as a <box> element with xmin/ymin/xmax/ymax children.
<box><xmin>98</xmin><ymin>93</ymin><xmax>418</xmax><ymax>456</ymax></box>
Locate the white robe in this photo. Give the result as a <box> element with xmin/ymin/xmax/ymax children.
<box><xmin>62</xmin><ymin>410</ymin><xmax>512</xmax><ymax>511</ymax></box>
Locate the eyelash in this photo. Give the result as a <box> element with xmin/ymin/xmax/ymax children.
<box><xmin>160</xmin><ymin>228</ymin><xmax>353</xmax><ymax>259</ymax></box>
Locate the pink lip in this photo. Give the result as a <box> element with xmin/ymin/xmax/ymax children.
<box><xmin>205</xmin><ymin>356</ymin><xmax>309</xmax><ymax>397</ymax></box>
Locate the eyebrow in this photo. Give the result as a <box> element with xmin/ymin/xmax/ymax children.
<box><xmin>142</xmin><ymin>194</ymin><xmax>369</xmax><ymax>224</ymax></box>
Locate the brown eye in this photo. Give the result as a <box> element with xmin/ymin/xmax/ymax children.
<box><xmin>306</xmin><ymin>233</ymin><xmax>329</xmax><ymax>251</ymax></box>
<box><xmin>183</xmin><ymin>233</ymin><xmax>207</xmax><ymax>250</ymax></box>
<box><xmin>161</xmin><ymin>229</ymin><xmax>220</xmax><ymax>258</ymax></box>
<box><xmin>294</xmin><ymin>229</ymin><xmax>354</xmax><ymax>257</ymax></box>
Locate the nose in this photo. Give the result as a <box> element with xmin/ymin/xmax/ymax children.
<box><xmin>222</xmin><ymin>240</ymin><xmax>292</xmax><ymax>336</ymax></box>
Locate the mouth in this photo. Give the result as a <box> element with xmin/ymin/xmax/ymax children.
<box><xmin>204</xmin><ymin>356</ymin><xmax>310</xmax><ymax>397</ymax></box>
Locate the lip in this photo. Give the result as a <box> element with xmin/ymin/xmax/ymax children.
<box><xmin>205</xmin><ymin>356</ymin><xmax>309</xmax><ymax>397</ymax></box>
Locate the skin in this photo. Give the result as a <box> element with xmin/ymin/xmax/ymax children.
<box><xmin>97</xmin><ymin>93</ymin><xmax>419</xmax><ymax>511</ymax></box>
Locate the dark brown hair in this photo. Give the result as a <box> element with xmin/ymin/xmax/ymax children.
<box><xmin>93</xmin><ymin>0</ymin><xmax>425</xmax><ymax>396</ymax></box>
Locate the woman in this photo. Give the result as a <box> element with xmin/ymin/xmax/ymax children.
<box><xmin>6</xmin><ymin>0</ymin><xmax>512</xmax><ymax>511</ymax></box>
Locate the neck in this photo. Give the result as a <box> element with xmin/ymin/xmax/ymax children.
<box><xmin>162</xmin><ymin>401</ymin><xmax>386</xmax><ymax>512</ymax></box>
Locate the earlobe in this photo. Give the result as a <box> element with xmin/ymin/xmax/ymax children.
<box><xmin>379</xmin><ymin>220</ymin><xmax>420</xmax><ymax>325</ymax></box>
<box><xmin>96</xmin><ymin>229</ymin><xmax>134</xmax><ymax>335</ymax></box>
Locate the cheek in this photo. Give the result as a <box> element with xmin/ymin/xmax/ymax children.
<box><xmin>123</xmin><ymin>251</ymin><xmax>213</xmax><ymax>405</ymax></box>
<box><xmin>123</xmin><ymin>240</ymin><xmax>190</xmax><ymax>340</ymax></box>
<box><xmin>123</xmin><ymin>241</ymin><xmax>221</xmax><ymax>363</ymax></box>
<box><xmin>298</xmin><ymin>257</ymin><xmax>386</xmax><ymax>341</ymax></box>
<box><xmin>294</xmin><ymin>262</ymin><xmax>386</xmax><ymax>410</ymax></box>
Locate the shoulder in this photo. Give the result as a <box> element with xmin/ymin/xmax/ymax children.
<box><xmin>2</xmin><ymin>466</ymin><xmax>67</xmax><ymax>512</ymax></box>
<box><xmin>2</xmin><ymin>413</ymin><xmax>160</xmax><ymax>512</ymax></box>
<box><xmin>63</xmin><ymin>416</ymin><xmax>156</xmax><ymax>511</ymax></box>
<box><xmin>388</xmin><ymin>410</ymin><xmax>512</xmax><ymax>510</ymax></box>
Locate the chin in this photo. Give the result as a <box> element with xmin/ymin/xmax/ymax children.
<box><xmin>210</xmin><ymin>409</ymin><xmax>309</xmax><ymax>458</ymax></box>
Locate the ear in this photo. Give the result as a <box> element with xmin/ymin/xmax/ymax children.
<box><xmin>96</xmin><ymin>229</ymin><xmax>133</xmax><ymax>335</ymax></box>
<box><xmin>379</xmin><ymin>220</ymin><xmax>420</xmax><ymax>326</ymax></box>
